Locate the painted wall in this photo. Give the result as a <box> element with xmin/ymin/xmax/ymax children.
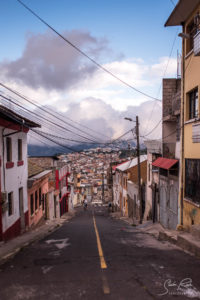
<box><xmin>0</xmin><ymin>127</ymin><xmax>28</xmax><ymax>239</ymax></box>
<box><xmin>28</xmin><ymin>176</ymin><xmax>49</xmax><ymax>227</ymax></box>
<box><xmin>182</xmin><ymin>4</ymin><xmax>200</xmax><ymax>227</ymax></box>
<box><xmin>183</xmin><ymin>199</ymin><xmax>200</xmax><ymax>229</ymax></box>
<box><xmin>113</xmin><ymin>171</ymin><xmax>121</xmax><ymax>210</ymax></box>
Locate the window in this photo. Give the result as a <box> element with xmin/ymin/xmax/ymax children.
<box><xmin>39</xmin><ymin>188</ymin><xmax>42</xmax><ymax>206</ymax></box>
<box><xmin>8</xmin><ymin>192</ymin><xmax>13</xmax><ymax>216</ymax></box>
<box><xmin>18</xmin><ymin>139</ymin><xmax>22</xmax><ymax>161</ymax></box>
<box><xmin>30</xmin><ymin>194</ymin><xmax>34</xmax><ymax>215</ymax></box>
<box><xmin>42</xmin><ymin>194</ymin><xmax>45</xmax><ymax>211</ymax></box>
<box><xmin>188</xmin><ymin>88</ymin><xmax>198</xmax><ymax>120</ymax></box>
<box><xmin>186</xmin><ymin>20</ymin><xmax>196</xmax><ymax>54</ymax></box>
<box><xmin>6</xmin><ymin>137</ymin><xmax>12</xmax><ymax>162</ymax></box>
<box><xmin>35</xmin><ymin>191</ymin><xmax>38</xmax><ymax>210</ymax></box>
<box><xmin>185</xmin><ymin>159</ymin><xmax>200</xmax><ymax>204</ymax></box>
<box><xmin>159</xmin><ymin>168</ymin><xmax>168</xmax><ymax>177</ymax></box>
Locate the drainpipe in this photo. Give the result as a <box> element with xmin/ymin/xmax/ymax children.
<box><xmin>180</xmin><ymin>22</ymin><xmax>185</xmax><ymax>226</ymax></box>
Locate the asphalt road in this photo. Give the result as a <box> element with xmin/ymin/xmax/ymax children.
<box><xmin>0</xmin><ymin>205</ymin><xmax>200</xmax><ymax>300</ymax></box>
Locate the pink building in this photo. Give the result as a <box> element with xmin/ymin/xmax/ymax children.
<box><xmin>55</xmin><ymin>165</ymin><xmax>70</xmax><ymax>216</ymax></box>
<box><xmin>28</xmin><ymin>161</ymin><xmax>52</xmax><ymax>227</ymax></box>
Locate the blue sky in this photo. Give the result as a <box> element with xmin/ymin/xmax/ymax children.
<box><xmin>0</xmin><ymin>0</ymin><xmax>181</xmax><ymax>141</ymax></box>
<box><xmin>1</xmin><ymin>0</ymin><xmax>180</xmax><ymax>61</ymax></box>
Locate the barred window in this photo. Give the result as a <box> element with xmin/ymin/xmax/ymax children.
<box><xmin>185</xmin><ymin>159</ymin><xmax>200</xmax><ymax>204</ymax></box>
<box><xmin>6</xmin><ymin>137</ymin><xmax>12</xmax><ymax>162</ymax></box>
<box><xmin>188</xmin><ymin>88</ymin><xmax>198</xmax><ymax>120</ymax></box>
<box><xmin>8</xmin><ymin>192</ymin><xmax>13</xmax><ymax>216</ymax></box>
<box><xmin>18</xmin><ymin>139</ymin><xmax>22</xmax><ymax>161</ymax></box>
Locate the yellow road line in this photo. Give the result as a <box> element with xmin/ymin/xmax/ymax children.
<box><xmin>102</xmin><ymin>273</ymin><xmax>110</xmax><ymax>294</ymax></box>
<box><xmin>93</xmin><ymin>215</ymin><xmax>107</xmax><ymax>269</ymax></box>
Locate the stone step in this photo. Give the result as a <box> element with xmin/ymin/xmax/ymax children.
<box><xmin>190</xmin><ymin>225</ymin><xmax>200</xmax><ymax>240</ymax></box>
<box><xmin>177</xmin><ymin>234</ymin><xmax>200</xmax><ymax>258</ymax></box>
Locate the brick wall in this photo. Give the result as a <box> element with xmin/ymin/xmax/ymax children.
<box><xmin>163</xmin><ymin>78</ymin><xmax>181</xmax><ymax>118</ymax></box>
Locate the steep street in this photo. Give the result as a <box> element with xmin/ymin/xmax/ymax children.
<box><xmin>0</xmin><ymin>205</ymin><xmax>200</xmax><ymax>300</ymax></box>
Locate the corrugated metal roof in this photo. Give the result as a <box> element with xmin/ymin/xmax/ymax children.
<box><xmin>165</xmin><ymin>0</ymin><xmax>200</xmax><ymax>27</ymax></box>
<box><xmin>152</xmin><ymin>157</ymin><xmax>178</xmax><ymax>170</ymax></box>
<box><xmin>112</xmin><ymin>161</ymin><xmax>128</xmax><ymax>171</ymax></box>
<box><xmin>31</xmin><ymin>170</ymin><xmax>52</xmax><ymax>180</ymax></box>
<box><xmin>116</xmin><ymin>155</ymin><xmax>147</xmax><ymax>172</ymax></box>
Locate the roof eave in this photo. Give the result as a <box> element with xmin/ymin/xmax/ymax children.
<box><xmin>165</xmin><ymin>0</ymin><xmax>200</xmax><ymax>27</ymax></box>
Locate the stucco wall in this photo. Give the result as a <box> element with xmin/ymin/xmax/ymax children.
<box><xmin>182</xmin><ymin>5</ymin><xmax>200</xmax><ymax>227</ymax></box>
<box><xmin>0</xmin><ymin>127</ymin><xmax>28</xmax><ymax>233</ymax></box>
<box><xmin>28</xmin><ymin>176</ymin><xmax>49</xmax><ymax>227</ymax></box>
<box><xmin>183</xmin><ymin>199</ymin><xmax>200</xmax><ymax>229</ymax></box>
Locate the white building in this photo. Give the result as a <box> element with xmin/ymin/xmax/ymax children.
<box><xmin>0</xmin><ymin>106</ymin><xmax>40</xmax><ymax>241</ymax></box>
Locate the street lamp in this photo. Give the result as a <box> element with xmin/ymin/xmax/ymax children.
<box><xmin>124</xmin><ymin>117</ymin><xmax>134</xmax><ymax>122</ymax></box>
<box><xmin>124</xmin><ymin>116</ymin><xmax>142</xmax><ymax>224</ymax></box>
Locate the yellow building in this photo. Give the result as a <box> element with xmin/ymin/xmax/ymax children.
<box><xmin>166</xmin><ymin>0</ymin><xmax>200</xmax><ymax>228</ymax></box>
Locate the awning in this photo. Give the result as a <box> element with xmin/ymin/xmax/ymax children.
<box><xmin>152</xmin><ymin>157</ymin><xmax>178</xmax><ymax>170</ymax></box>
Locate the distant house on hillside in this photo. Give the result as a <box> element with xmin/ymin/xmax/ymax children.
<box><xmin>0</xmin><ymin>105</ymin><xmax>40</xmax><ymax>241</ymax></box>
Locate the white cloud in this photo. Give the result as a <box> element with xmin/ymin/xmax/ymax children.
<box><xmin>0</xmin><ymin>30</ymin><xmax>177</xmax><ymax>145</ymax></box>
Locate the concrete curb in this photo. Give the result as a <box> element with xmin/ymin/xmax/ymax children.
<box><xmin>158</xmin><ymin>230</ymin><xmax>200</xmax><ymax>259</ymax></box>
<box><xmin>177</xmin><ymin>234</ymin><xmax>200</xmax><ymax>258</ymax></box>
<box><xmin>111</xmin><ymin>213</ymin><xmax>200</xmax><ymax>259</ymax></box>
<box><xmin>158</xmin><ymin>231</ymin><xmax>177</xmax><ymax>245</ymax></box>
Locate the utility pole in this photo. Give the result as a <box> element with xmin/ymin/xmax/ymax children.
<box><xmin>124</xmin><ymin>116</ymin><xmax>142</xmax><ymax>223</ymax></box>
<box><xmin>136</xmin><ymin>116</ymin><xmax>142</xmax><ymax>224</ymax></box>
<box><xmin>102</xmin><ymin>172</ymin><xmax>104</xmax><ymax>202</ymax></box>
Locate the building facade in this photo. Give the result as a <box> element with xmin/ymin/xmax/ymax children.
<box><xmin>166</xmin><ymin>0</ymin><xmax>200</xmax><ymax>228</ymax></box>
<box><xmin>0</xmin><ymin>106</ymin><xmax>39</xmax><ymax>240</ymax></box>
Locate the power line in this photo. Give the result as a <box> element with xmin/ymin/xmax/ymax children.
<box><xmin>142</xmin><ymin>124</ymin><xmax>180</xmax><ymax>141</ymax></box>
<box><xmin>142</xmin><ymin>27</ymin><xmax>179</xmax><ymax>137</ymax></box>
<box><xmin>0</xmin><ymin>93</ymin><xmax>133</xmax><ymax>148</ymax></box>
<box><xmin>0</xmin><ymin>82</ymin><xmax>110</xmax><ymax>141</ymax></box>
<box><xmin>1</xmin><ymin>82</ymin><xmax>132</xmax><ymax>145</ymax></box>
<box><xmin>32</xmin><ymin>129</ymin><xmax>105</xmax><ymax>145</ymax></box>
<box><xmin>17</xmin><ymin>0</ymin><xmax>161</xmax><ymax>102</ymax></box>
<box><xmin>142</xmin><ymin>119</ymin><xmax>162</xmax><ymax>138</ymax></box>
<box><xmin>0</xmin><ymin>93</ymin><xmax>101</xmax><ymax>143</ymax></box>
<box><xmin>0</xmin><ymin>82</ymin><xmax>107</xmax><ymax>143</ymax></box>
<box><xmin>170</xmin><ymin>0</ymin><xmax>176</xmax><ymax>7</ymax></box>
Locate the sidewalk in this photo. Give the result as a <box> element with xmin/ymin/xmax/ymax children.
<box><xmin>0</xmin><ymin>211</ymin><xmax>75</xmax><ymax>265</ymax></box>
<box><xmin>110</xmin><ymin>212</ymin><xmax>200</xmax><ymax>259</ymax></box>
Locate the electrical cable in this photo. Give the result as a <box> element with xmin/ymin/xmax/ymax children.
<box><xmin>17</xmin><ymin>0</ymin><xmax>161</xmax><ymax>102</ymax></box>
<box><xmin>0</xmin><ymin>82</ymin><xmax>107</xmax><ymax>143</ymax></box>
<box><xmin>142</xmin><ymin>27</ymin><xmax>179</xmax><ymax>137</ymax></box>
<box><xmin>0</xmin><ymin>92</ymin><xmax>133</xmax><ymax>148</ymax></box>
<box><xmin>32</xmin><ymin>128</ymin><xmax>106</xmax><ymax>144</ymax></box>
<box><xmin>0</xmin><ymin>93</ymin><xmax>104</xmax><ymax>143</ymax></box>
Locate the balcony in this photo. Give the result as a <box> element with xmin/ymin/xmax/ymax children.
<box><xmin>194</xmin><ymin>31</ymin><xmax>200</xmax><ymax>56</ymax></box>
